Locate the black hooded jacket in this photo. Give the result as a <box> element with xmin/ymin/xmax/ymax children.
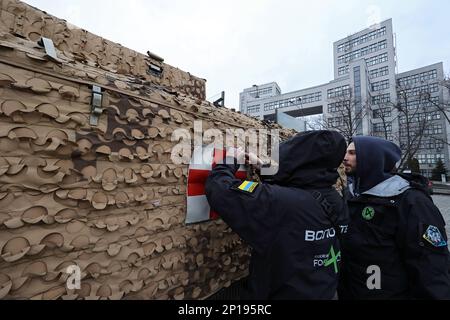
<box><xmin>339</xmin><ymin>136</ymin><xmax>450</xmax><ymax>300</ymax></box>
<box><xmin>205</xmin><ymin>130</ymin><xmax>348</xmax><ymax>299</ymax></box>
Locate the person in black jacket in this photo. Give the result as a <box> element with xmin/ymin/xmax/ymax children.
<box><xmin>339</xmin><ymin>136</ymin><xmax>450</xmax><ymax>299</ymax></box>
<box><xmin>205</xmin><ymin>130</ymin><xmax>348</xmax><ymax>300</ymax></box>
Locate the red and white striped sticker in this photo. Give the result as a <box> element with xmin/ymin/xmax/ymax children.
<box><xmin>186</xmin><ymin>146</ymin><xmax>246</xmax><ymax>224</ymax></box>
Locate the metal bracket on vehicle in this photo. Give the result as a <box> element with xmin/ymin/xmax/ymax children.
<box><xmin>90</xmin><ymin>85</ymin><xmax>104</xmax><ymax>126</ymax></box>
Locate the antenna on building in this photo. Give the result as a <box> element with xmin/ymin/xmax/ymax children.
<box><xmin>394</xmin><ymin>32</ymin><xmax>399</xmax><ymax>74</ymax></box>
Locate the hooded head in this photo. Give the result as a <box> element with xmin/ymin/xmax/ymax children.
<box><xmin>268</xmin><ymin>130</ymin><xmax>347</xmax><ymax>189</ymax></box>
<box><xmin>348</xmin><ymin>136</ymin><xmax>401</xmax><ymax>193</ymax></box>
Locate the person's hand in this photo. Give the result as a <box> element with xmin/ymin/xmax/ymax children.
<box><xmin>225</xmin><ymin>147</ymin><xmax>263</xmax><ymax>169</ymax></box>
<box><xmin>244</xmin><ymin>152</ymin><xmax>264</xmax><ymax>170</ymax></box>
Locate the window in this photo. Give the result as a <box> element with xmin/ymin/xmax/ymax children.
<box><xmin>397</xmin><ymin>69</ymin><xmax>438</xmax><ymax>87</ymax></box>
<box><xmin>328</xmin><ymin>100</ymin><xmax>351</xmax><ymax>113</ymax></box>
<box><xmin>373</xmin><ymin>107</ymin><xmax>391</xmax><ymax>118</ymax></box>
<box><xmin>372</xmin><ymin>93</ymin><xmax>391</xmax><ymax>104</ymax></box>
<box><xmin>417</xmin><ymin>153</ymin><xmax>445</xmax><ymax>164</ymax></box>
<box><xmin>328</xmin><ymin>85</ymin><xmax>350</xmax><ymax>99</ymax></box>
<box><xmin>337</xmin><ymin>40</ymin><xmax>387</xmax><ymax>65</ymax></box>
<box><xmin>369</xmin><ymin>66</ymin><xmax>389</xmax><ymax>79</ymax></box>
<box><xmin>246</xmin><ymin>105</ymin><xmax>260</xmax><ymax>114</ymax></box>
<box><xmin>419</xmin><ymin>140</ymin><xmax>445</xmax><ymax>150</ymax></box>
<box><xmin>337</xmin><ymin>26</ymin><xmax>386</xmax><ymax>53</ymax></box>
<box><xmin>365</xmin><ymin>53</ymin><xmax>388</xmax><ymax>66</ymax></box>
<box><xmin>398</xmin><ymin>83</ymin><xmax>439</xmax><ymax>98</ymax></box>
<box><xmin>399</xmin><ymin>111</ymin><xmax>441</xmax><ymax>124</ymax></box>
<box><xmin>247</xmin><ymin>87</ymin><xmax>273</xmax><ymax>98</ymax></box>
<box><xmin>400</xmin><ymin>96</ymin><xmax>440</xmax><ymax>111</ymax></box>
<box><xmin>373</xmin><ymin>122</ymin><xmax>392</xmax><ymax>133</ymax></box>
<box><xmin>338</xmin><ymin>65</ymin><xmax>349</xmax><ymax>76</ymax></box>
<box><xmin>371</xmin><ymin>79</ymin><xmax>390</xmax><ymax>91</ymax></box>
<box><xmin>423</xmin><ymin>124</ymin><xmax>443</xmax><ymax>135</ymax></box>
<box><xmin>263</xmin><ymin>91</ymin><xmax>322</xmax><ymax>111</ymax></box>
<box><xmin>327</xmin><ymin>116</ymin><xmax>345</xmax><ymax>127</ymax></box>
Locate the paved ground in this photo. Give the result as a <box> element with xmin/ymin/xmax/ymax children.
<box><xmin>431</xmin><ymin>195</ymin><xmax>450</xmax><ymax>248</ymax></box>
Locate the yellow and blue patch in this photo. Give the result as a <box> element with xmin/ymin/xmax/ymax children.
<box><xmin>236</xmin><ymin>181</ymin><xmax>259</xmax><ymax>193</ymax></box>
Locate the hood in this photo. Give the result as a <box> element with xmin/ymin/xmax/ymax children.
<box><xmin>268</xmin><ymin>130</ymin><xmax>347</xmax><ymax>189</ymax></box>
<box><xmin>352</xmin><ymin>136</ymin><xmax>401</xmax><ymax>194</ymax></box>
<box><xmin>362</xmin><ymin>175</ymin><xmax>411</xmax><ymax>197</ymax></box>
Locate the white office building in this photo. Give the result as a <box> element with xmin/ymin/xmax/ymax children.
<box><xmin>239</xmin><ymin>19</ymin><xmax>450</xmax><ymax>177</ymax></box>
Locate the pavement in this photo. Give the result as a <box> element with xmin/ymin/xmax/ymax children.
<box><xmin>431</xmin><ymin>195</ymin><xmax>450</xmax><ymax>249</ymax></box>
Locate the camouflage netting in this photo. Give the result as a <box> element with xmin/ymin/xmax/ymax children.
<box><xmin>0</xmin><ymin>0</ymin><xmax>294</xmax><ymax>299</ymax></box>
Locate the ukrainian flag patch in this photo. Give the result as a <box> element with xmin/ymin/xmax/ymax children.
<box><xmin>237</xmin><ymin>181</ymin><xmax>259</xmax><ymax>193</ymax></box>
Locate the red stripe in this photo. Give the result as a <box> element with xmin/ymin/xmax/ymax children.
<box><xmin>188</xmin><ymin>148</ymin><xmax>248</xmax><ymax>197</ymax></box>
<box><xmin>188</xmin><ymin>169</ymin><xmax>210</xmax><ymax>196</ymax></box>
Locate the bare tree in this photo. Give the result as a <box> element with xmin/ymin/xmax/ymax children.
<box><xmin>404</xmin><ymin>75</ymin><xmax>450</xmax><ymax>152</ymax></box>
<box><xmin>426</xmin><ymin>75</ymin><xmax>450</xmax><ymax>126</ymax></box>
<box><xmin>304</xmin><ymin>114</ymin><xmax>324</xmax><ymax>131</ymax></box>
<box><xmin>442</xmin><ymin>75</ymin><xmax>450</xmax><ymax>91</ymax></box>
<box><xmin>369</xmin><ymin>102</ymin><xmax>395</xmax><ymax>141</ymax></box>
<box><xmin>394</xmin><ymin>82</ymin><xmax>439</xmax><ymax>170</ymax></box>
<box><xmin>321</xmin><ymin>88</ymin><xmax>368</xmax><ymax>142</ymax></box>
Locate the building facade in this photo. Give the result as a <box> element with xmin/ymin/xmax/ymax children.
<box><xmin>239</xmin><ymin>19</ymin><xmax>450</xmax><ymax>177</ymax></box>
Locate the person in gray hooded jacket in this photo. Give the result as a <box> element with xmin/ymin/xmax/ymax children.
<box><xmin>339</xmin><ymin>136</ymin><xmax>450</xmax><ymax>299</ymax></box>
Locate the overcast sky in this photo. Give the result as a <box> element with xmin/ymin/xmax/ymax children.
<box><xmin>25</xmin><ymin>0</ymin><xmax>450</xmax><ymax>109</ymax></box>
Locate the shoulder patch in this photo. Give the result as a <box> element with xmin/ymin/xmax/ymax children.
<box><xmin>423</xmin><ymin>225</ymin><xmax>447</xmax><ymax>248</ymax></box>
<box><xmin>233</xmin><ymin>180</ymin><xmax>259</xmax><ymax>194</ymax></box>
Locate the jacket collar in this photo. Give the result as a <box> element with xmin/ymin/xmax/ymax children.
<box><xmin>362</xmin><ymin>175</ymin><xmax>411</xmax><ymax>197</ymax></box>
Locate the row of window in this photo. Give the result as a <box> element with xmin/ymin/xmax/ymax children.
<box><xmin>371</xmin><ymin>79</ymin><xmax>390</xmax><ymax>92</ymax></box>
<box><xmin>373</xmin><ymin>122</ymin><xmax>392</xmax><ymax>133</ymax></box>
<box><xmin>338</xmin><ymin>40</ymin><xmax>387</xmax><ymax>65</ymax></box>
<box><xmin>339</xmin><ymin>64</ymin><xmax>389</xmax><ymax>79</ymax></box>
<box><xmin>416</xmin><ymin>154</ymin><xmax>445</xmax><ymax>165</ymax></box>
<box><xmin>338</xmin><ymin>65</ymin><xmax>349</xmax><ymax>76</ymax></box>
<box><xmin>373</xmin><ymin>107</ymin><xmax>392</xmax><ymax>118</ymax></box>
<box><xmin>418</xmin><ymin>141</ymin><xmax>445</xmax><ymax>150</ymax></box>
<box><xmin>366</xmin><ymin>53</ymin><xmax>388</xmax><ymax>67</ymax></box>
<box><xmin>247</xmin><ymin>87</ymin><xmax>273</xmax><ymax>98</ymax></box>
<box><xmin>263</xmin><ymin>92</ymin><xmax>322</xmax><ymax>111</ymax></box>
<box><xmin>372</xmin><ymin>93</ymin><xmax>391</xmax><ymax>104</ymax></box>
<box><xmin>327</xmin><ymin>116</ymin><xmax>348</xmax><ymax>127</ymax></box>
<box><xmin>400</xmin><ymin>96</ymin><xmax>440</xmax><ymax>111</ymax></box>
<box><xmin>373</xmin><ymin>108</ymin><xmax>442</xmax><ymax>122</ymax></box>
<box><xmin>337</xmin><ymin>26</ymin><xmax>387</xmax><ymax>53</ymax></box>
<box><xmin>400</xmin><ymin>123</ymin><xmax>443</xmax><ymax>135</ymax></box>
<box><xmin>424</xmin><ymin>124</ymin><xmax>443</xmax><ymax>135</ymax></box>
<box><xmin>246</xmin><ymin>105</ymin><xmax>260</xmax><ymax>114</ymax></box>
<box><xmin>328</xmin><ymin>100</ymin><xmax>351</xmax><ymax>113</ymax></box>
<box><xmin>399</xmin><ymin>111</ymin><xmax>441</xmax><ymax>124</ymax></box>
<box><xmin>398</xmin><ymin>83</ymin><xmax>439</xmax><ymax>98</ymax></box>
<box><xmin>327</xmin><ymin>85</ymin><xmax>351</xmax><ymax>99</ymax></box>
<box><xmin>369</xmin><ymin>66</ymin><xmax>389</xmax><ymax>79</ymax></box>
<box><xmin>397</xmin><ymin>69</ymin><xmax>438</xmax><ymax>87</ymax></box>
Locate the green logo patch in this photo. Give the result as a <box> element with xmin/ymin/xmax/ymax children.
<box><xmin>362</xmin><ymin>206</ymin><xmax>375</xmax><ymax>220</ymax></box>
<box><xmin>324</xmin><ymin>245</ymin><xmax>341</xmax><ymax>274</ymax></box>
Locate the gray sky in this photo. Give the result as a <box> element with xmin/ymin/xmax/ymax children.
<box><xmin>25</xmin><ymin>0</ymin><xmax>450</xmax><ymax>109</ymax></box>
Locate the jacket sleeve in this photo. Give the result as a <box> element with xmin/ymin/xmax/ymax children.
<box><xmin>205</xmin><ymin>161</ymin><xmax>283</xmax><ymax>254</ymax></box>
<box><xmin>398</xmin><ymin>191</ymin><xmax>450</xmax><ymax>299</ymax></box>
